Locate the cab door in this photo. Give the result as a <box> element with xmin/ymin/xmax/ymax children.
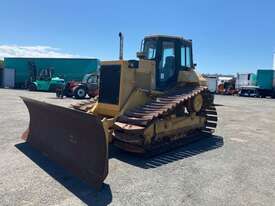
<box><xmin>156</xmin><ymin>40</ymin><xmax>179</xmax><ymax>90</ymax></box>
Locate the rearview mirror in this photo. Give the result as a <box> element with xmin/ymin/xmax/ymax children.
<box><xmin>136</xmin><ymin>51</ymin><xmax>146</xmax><ymax>59</ymax></box>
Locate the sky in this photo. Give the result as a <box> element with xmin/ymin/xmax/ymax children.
<box><xmin>0</xmin><ymin>0</ymin><xmax>275</xmax><ymax>74</ymax></box>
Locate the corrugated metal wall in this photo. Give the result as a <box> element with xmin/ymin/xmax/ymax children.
<box><xmin>4</xmin><ymin>57</ymin><xmax>99</xmax><ymax>88</ymax></box>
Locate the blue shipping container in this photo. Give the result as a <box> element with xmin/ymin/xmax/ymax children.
<box><xmin>256</xmin><ymin>69</ymin><xmax>275</xmax><ymax>90</ymax></box>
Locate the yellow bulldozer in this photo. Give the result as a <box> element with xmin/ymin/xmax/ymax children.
<box><xmin>21</xmin><ymin>33</ymin><xmax>217</xmax><ymax>189</ymax></box>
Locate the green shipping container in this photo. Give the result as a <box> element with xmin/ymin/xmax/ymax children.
<box><xmin>4</xmin><ymin>57</ymin><xmax>100</xmax><ymax>88</ymax></box>
<box><xmin>256</xmin><ymin>69</ymin><xmax>275</xmax><ymax>90</ymax></box>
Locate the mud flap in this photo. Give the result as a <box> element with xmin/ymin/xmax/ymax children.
<box><xmin>21</xmin><ymin>97</ymin><xmax>108</xmax><ymax>190</ymax></box>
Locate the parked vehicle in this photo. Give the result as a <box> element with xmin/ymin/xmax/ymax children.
<box><xmin>56</xmin><ymin>73</ymin><xmax>99</xmax><ymax>99</ymax></box>
<box><xmin>28</xmin><ymin>68</ymin><xmax>65</xmax><ymax>92</ymax></box>
<box><xmin>217</xmin><ymin>77</ymin><xmax>237</xmax><ymax>95</ymax></box>
<box><xmin>236</xmin><ymin>73</ymin><xmax>257</xmax><ymax>90</ymax></box>
<box><xmin>256</xmin><ymin>69</ymin><xmax>275</xmax><ymax>98</ymax></box>
<box><xmin>21</xmin><ymin>34</ymin><xmax>217</xmax><ymax>188</ymax></box>
<box><xmin>239</xmin><ymin>86</ymin><xmax>259</xmax><ymax>97</ymax></box>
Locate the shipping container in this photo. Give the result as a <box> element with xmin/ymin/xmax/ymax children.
<box><xmin>257</xmin><ymin>69</ymin><xmax>275</xmax><ymax>90</ymax></box>
<box><xmin>4</xmin><ymin>57</ymin><xmax>100</xmax><ymax>88</ymax></box>
<box><xmin>236</xmin><ymin>73</ymin><xmax>256</xmax><ymax>89</ymax></box>
<box><xmin>256</xmin><ymin>69</ymin><xmax>275</xmax><ymax>98</ymax></box>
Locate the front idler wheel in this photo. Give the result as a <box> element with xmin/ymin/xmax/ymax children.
<box><xmin>187</xmin><ymin>93</ymin><xmax>203</xmax><ymax>113</ymax></box>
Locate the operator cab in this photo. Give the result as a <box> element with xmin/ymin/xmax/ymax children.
<box><xmin>82</xmin><ymin>73</ymin><xmax>98</xmax><ymax>84</ymax></box>
<box><xmin>38</xmin><ymin>68</ymin><xmax>53</xmax><ymax>81</ymax></box>
<box><xmin>138</xmin><ymin>35</ymin><xmax>194</xmax><ymax>90</ymax></box>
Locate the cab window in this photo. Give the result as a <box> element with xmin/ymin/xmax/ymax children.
<box><xmin>186</xmin><ymin>46</ymin><xmax>191</xmax><ymax>67</ymax></box>
<box><xmin>144</xmin><ymin>40</ymin><xmax>157</xmax><ymax>59</ymax></box>
<box><xmin>181</xmin><ymin>45</ymin><xmax>192</xmax><ymax>69</ymax></box>
<box><xmin>87</xmin><ymin>75</ymin><xmax>97</xmax><ymax>84</ymax></box>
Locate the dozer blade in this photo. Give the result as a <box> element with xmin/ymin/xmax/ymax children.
<box><xmin>21</xmin><ymin>97</ymin><xmax>108</xmax><ymax>190</ymax></box>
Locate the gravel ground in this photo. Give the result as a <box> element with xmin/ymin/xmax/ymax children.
<box><xmin>0</xmin><ymin>88</ymin><xmax>275</xmax><ymax>206</ymax></box>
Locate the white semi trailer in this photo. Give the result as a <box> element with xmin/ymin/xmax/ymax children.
<box><xmin>236</xmin><ymin>73</ymin><xmax>256</xmax><ymax>90</ymax></box>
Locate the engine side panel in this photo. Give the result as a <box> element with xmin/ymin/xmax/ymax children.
<box><xmin>177</xmin><ymin>70</ymin><xmax>207</xmax><ymax>86</ymax></box>
<box><xmin>94</xmin><ymin>60</ymin><xmax>155</xmax><ymax>117</ymax></box>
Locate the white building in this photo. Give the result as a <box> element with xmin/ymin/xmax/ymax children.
<box><xmin>206</xmin><ymin>76</ymin><xmax>218</xmax><ymax>93</ymax></box>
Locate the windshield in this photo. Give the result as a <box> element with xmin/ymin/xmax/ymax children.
<box><xmin>82</xmin><ymin>74</ymin><xmax>97</xmax><ymax>84</ymax></box>
<box><xmin>82</xmin><ymin>74</ymin><xmax>91</xmax><ymax>83</ymax></box>
<box><xmin>143</xmin><ymin>40</ymin><xmax>157</xmax><ymax>60</ymax></box>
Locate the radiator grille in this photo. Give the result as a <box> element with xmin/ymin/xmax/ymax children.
<box><xmin>99</xmin><ymin>65</ymin><xmax>121</xmax><ymax>105</ymax></box>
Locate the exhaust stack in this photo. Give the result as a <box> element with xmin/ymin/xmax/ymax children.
<box><xmin>119</xmin><ymin>32</ymin><xmax>124</xmax><ymax>60</ymax></box>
